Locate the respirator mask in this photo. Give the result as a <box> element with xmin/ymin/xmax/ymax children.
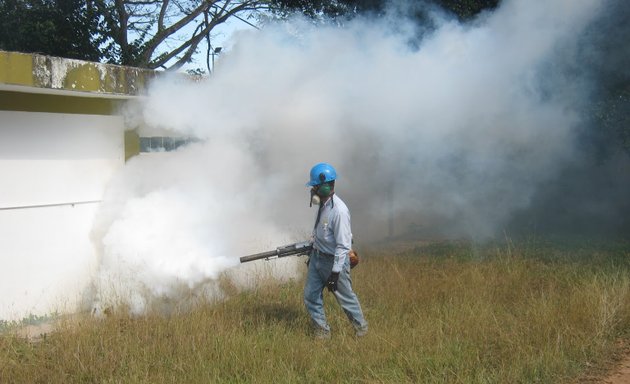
<box><xmin>310</xmin><ymin>183</ymin><xmax>332</xmax><ymax>207</ymax></box>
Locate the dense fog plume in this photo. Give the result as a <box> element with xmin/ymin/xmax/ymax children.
<box><xmin>508</xmin><ymin>0</ymin><xmax>630</xmax><ymax>236</ymax></box>
<box><xmin>89</xmin><ymin>141</ymin><xmax>308</xmax><ymax>314</ymax></box>
<box><xmin>89</xmin><ymin>0</ymin><xmax>624</xmax><ymax>312</ymax></box>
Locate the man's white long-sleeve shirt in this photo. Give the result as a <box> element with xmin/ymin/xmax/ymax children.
<box><xmin>312</xmin><ymin>194</ymin><xmax>352</xmax><ymax>273</ymax></box>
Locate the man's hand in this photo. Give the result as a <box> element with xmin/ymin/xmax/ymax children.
<box><xmin>349</xmin><ymin>249</ymin><xmax>359</xmax><ymax>269</ymax></box>
<box><xmin>326</xmin><ymin>272</ymin><xmax>339</xmax><ymax>292</ymax></box>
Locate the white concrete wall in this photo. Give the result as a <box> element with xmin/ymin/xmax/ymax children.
<box><xmin>0</xmin><ymin>111</ymin><xmax>124</xmax><ymax>321</ymax></box>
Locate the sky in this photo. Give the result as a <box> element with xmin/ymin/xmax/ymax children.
<box><xmin>178</xmin><ymin>14</ymin><xmax>258</xmax><ymax>74</ymax></box>
<box><xmin>88</xmin><ymin>0</ymin><xmax>629</xmax><ymax>314</ymax></box>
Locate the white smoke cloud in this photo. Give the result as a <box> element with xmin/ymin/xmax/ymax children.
<box><xmin>90</xmin><ymin>142</ymin><xmax>306</xmax><ymax>314</ymax></box>
<box><xmin>90</xmin><ymin>0</ymin><xmax>606</xmax><ymax>312</ymax></box>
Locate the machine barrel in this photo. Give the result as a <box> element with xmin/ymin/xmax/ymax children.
<box><xmin>239</xmin><ymin>249</ymin><xmax>280</xmax><ymax>263</ymax></box>
<box><xmin>239</xmin><ymin>241</ymin><xmax>313</xmax><ymax>263</ymax></box>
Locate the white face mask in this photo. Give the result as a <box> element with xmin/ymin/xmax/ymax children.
<box><xmin>311</xmin><ymin>193</ymin><xmax>321</xmax><ymax>206</ymax></box>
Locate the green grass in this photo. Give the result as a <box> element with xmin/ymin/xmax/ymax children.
<box><xmin>1</xmin><ymin>239</ymin><xmax>629</xmax><ymax>383</ymax></box>
<box><xmin>0</xmin><ymin>313</ymin><xmax>58</xmax><ymax>333</ymax></box>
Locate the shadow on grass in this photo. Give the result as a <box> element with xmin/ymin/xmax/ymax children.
<box><xmin>244</xmin><ymin>303</ymin><xmax>303</xmax><ymax>328</ymax></box>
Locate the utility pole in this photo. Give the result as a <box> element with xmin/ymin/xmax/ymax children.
<box><xmin>211</xmin><ymin>46</ymin><xmax>222</xmax><ymax>75</ymax></box>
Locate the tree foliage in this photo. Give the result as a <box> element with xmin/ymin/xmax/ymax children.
<box><xmin>0</xmin><ymin>0</ymin><xmax>103</xmax><ymax>61</ymax></box>
<box><xmin>0</xmin><ymin>0</ymin><xmax>269</xmax><ymax>70</ymax></box>
<box><xmin>431</xmin><ymin>0</ymin><xmax>500</xmax><ymax>20</ymax></box>
<box><xmin>0</xmin><ymin>0</ymin><xmax>499</xmax><ymax>70</ymax></box>
<box><xmin>576</xmin><ymin>0</ymin><xmax>630</xmax><ymax>158</ymax></box>
<box><xmin>269</xmin><ymin>0</ymin><xmax>381</xmax><ymax>19</ymax></box>
<box><xmin>268</xmin><ymin>0</ymin><xmax>500</xmax><ymax>22</ymax></box>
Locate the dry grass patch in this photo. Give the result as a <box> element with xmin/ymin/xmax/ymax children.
<box><xmin>1</xmin><ymin>239</ymin><xmax>629</xmax><ymax>383</ymax></box>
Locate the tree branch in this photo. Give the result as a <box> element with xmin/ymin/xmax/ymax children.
<box><xmin>98</xmin><ymin>0</ymin><xmax>268</xmax><ymax>68</ymax></box>
<box><xmin>138</xmin><ymin>0</ymin><xmax>217</xmax><ymax>63</ymax></box>
<box><xmin>158</xmin><ymin>0</ymin><xmax>169</xmax><ymax>31</ymax></box>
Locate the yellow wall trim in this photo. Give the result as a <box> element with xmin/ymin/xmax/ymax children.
<box><xmin>1</xmin><ymin>50</ymin><xmax>157</xmax><ymax>97</ymax></box>
<box><xmin>0</xmin><ymin>90</ymin><xmax>121</xmax><ymax>115</ymax></box>
<box><xmin>0</xmin><ymin>52</ymin><xmax>33</xmax><ymax>86</ymax></box>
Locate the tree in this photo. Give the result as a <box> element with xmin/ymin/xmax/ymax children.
<box><xmin>268</xmin><ymin>0</ymin><xmax>499</xmax><ymax>22</ymax></box>
<box><xmin>0</xmin><ymin>0</ymin><xmax>103</xmax><ymax>61</ymax></box>
<box><xmin>93</xmin><ymin>0</ymin><xmax>269</xmax><ymax>70</ymax></box>
<box><xmin>579</xmin><ymin>0</ymin><xmax>630</xmax><ymax>158</ymax></box>
<box><xmin>1</xmin><ymin>0</ymin><xmax>269</xmax><ymax>71</ymax></box>
<box><xmin>430</xmin><ymin>0</ymin><xmax>500</xmax><ymax>20</ymax></box>
<box><xmin>268</xmin><ymin>0</ymin><xmax>382</xmax><ymax>19</ymax></box>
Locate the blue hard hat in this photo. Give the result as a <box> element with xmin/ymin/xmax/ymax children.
<box><xmin>306</xmin><ymin>163</ymin><xmax>337</xmax><ymax>186</ymax></box>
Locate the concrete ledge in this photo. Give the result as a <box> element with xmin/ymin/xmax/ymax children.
<box><xmin>0</xmin><ymin>51</ymin><xmax>157</xmax><ymax>97</ymax></box>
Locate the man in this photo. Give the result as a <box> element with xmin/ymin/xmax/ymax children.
<box><xmin>304</xmin><ymin>162</ymin><xmax>368</xmax><ymax>339</ymax></box>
